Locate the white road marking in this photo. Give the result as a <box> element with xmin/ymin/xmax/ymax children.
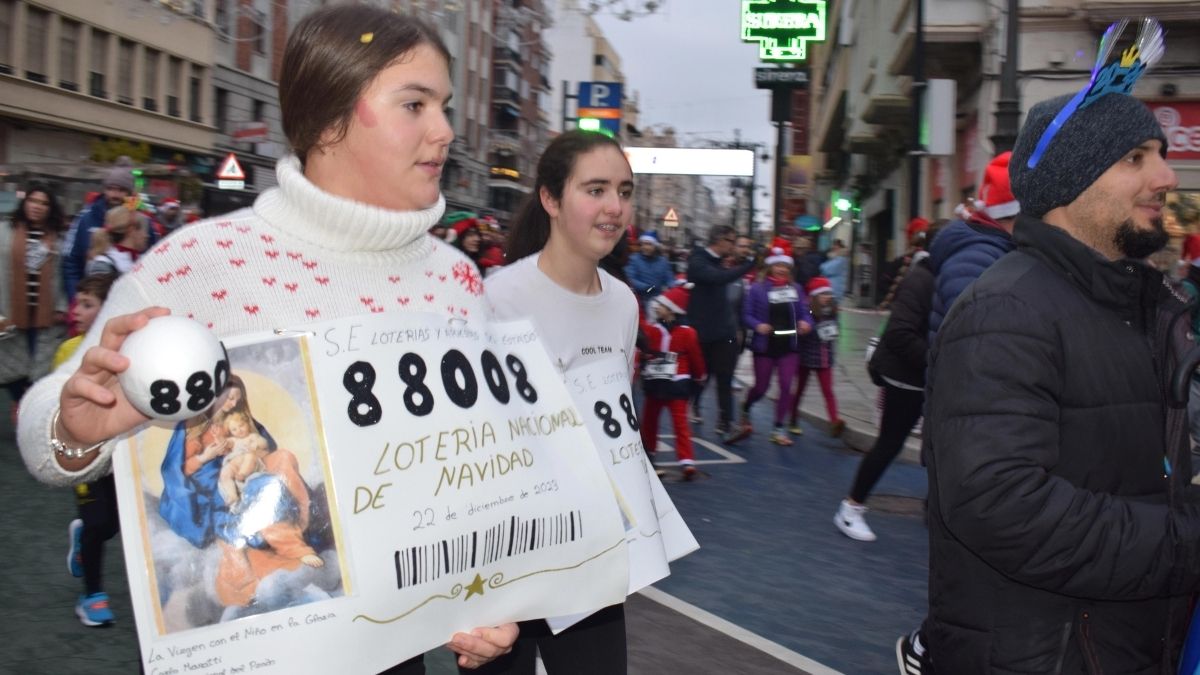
<box><xmin>638</xmin><ymin>586</ymin><xmax>845</xmax><ymax>675</ymax></box>
<box><xmin>655</xmin><ymin>435</ymin><xmax>747</xmax><ymax>465</ymax></box>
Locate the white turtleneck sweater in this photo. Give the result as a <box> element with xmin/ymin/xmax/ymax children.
<box><xmin>20</xmin><ymin>155</ymin><xmax>491</xmax><ymax>487</ymax></box>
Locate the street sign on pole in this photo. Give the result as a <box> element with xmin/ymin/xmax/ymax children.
<box><xmin>577</xmin><ymin>82</ymin><xmax>623</xmax><ymax>137</ymax></box>
<box><xmin>662</xmin><ymin>207</ymin><xmax>679</xmax><ymax>228</ymax></box>
<box><xmin>754</xmin><ymin>68</ymin><xmax>809</xmax><ymax>88</ymax></box>
<box><xmin>216</xmin><ymin>152</ymin><xmax>246</xmax><ymax>190</ymax></box>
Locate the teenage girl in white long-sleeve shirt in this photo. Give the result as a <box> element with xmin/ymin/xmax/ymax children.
<box><xmin>482</xmin><ymin>130</ymin><xmax>639</xmax><ymax>675</ymax></box>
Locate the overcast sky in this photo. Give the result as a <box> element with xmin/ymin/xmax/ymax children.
<box><xmin>593</xmin><ymin>2</ymin><xmax>779</xmax><ymax>227</ymax></box>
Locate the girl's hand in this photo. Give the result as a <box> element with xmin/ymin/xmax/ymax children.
<box><xmin>448</xmin><ymin>623</ymin><xmax>519</xmax><ymax>669</ymax></box>
<box><xmin>797</xmin><ymin>321</ymin><xmax>813</xmax><ymax>335</ymax></box>
<box><xmin>57</xmin><ymin>308</ymin><xmax>171</xmax><ymax>457</ymax></box>
<box><xmin>755</xmin><ymin>323</ymin><xmax>773</xmax><ymax>335</ymax></box>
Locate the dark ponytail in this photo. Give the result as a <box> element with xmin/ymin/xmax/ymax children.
<box><xmin>506</xmin><ymin>130</ymin><xmax>625</xmax><ymax>262</ymax></box>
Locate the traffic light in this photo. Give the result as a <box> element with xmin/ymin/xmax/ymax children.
<box><xmin>835</xmin><ymin>197</ymin><xmax>852</xmax><ymax>212</ymax></box>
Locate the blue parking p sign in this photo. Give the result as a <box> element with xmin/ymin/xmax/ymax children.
<box><xmin>578</xmin><ymin>82</ymin><xmax>623</xmax><ymax>109</ymax></box>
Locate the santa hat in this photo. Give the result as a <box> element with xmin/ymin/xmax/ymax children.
<box><xmin>160</xmin><ymin>198</ymin><xmax>180</xmax><ymax>210</ymax></box>
<box><xmin>765</xmin><ymin>246</ymin><xmax>793</xmax><ymax>267</ymax></box>
<box><xmin>906</xmin><ymin>217</ymin><xmax>930</xmax><ymax>240</ymax></box>
<box><xmin>979</xmin><ymin>152</ymin><xmax>1019</xmax><ymax>219</ymax></box>
<box><xmin>442</xmin><ymin>211</ymin><xmax>477</xmax><ymax>243</ymax></box>
<box><xmin>770</xmin><ymin>236</ymin><xmax>793</xmax><ymax>257</ymax></box>
<box><xmin>806</xmin><ymin>276</ymin><xmax>833</xmax><ymax>296</ymax></box>
<box><xmin>638</xmin><ymin>232</ymin><xmax>659</xmax><ymax>245</ymax></box>
<box><xmin>653</xmin><ymin>286</ymin><xmax>690</xmax><ymax>315</ymax></box>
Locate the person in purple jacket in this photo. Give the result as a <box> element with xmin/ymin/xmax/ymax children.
<box><xmin>728</xmin><ymin>247</ymin><xmax>812</xmax><ymax>445</ymax></box>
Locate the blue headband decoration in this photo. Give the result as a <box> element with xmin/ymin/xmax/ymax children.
<box><xmin>1026</xmin><ymin>17</ymin><xmax>1164</xmax><ymax>169</ymax></box>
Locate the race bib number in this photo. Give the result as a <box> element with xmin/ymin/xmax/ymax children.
<box><xmin>817</xmin><ymin>320</ymin><xmax>839</xmax><ymax>341</ymax></box>
<box><xmin>113</xmin><ymin>313</ymin><xmax>628</xmax><ymax>675</ymax></box>
<box><xmin>549</xmin><ymin>357</ymin><xmax>697</xmax><ymax>632</ymax></box>
<box><xmin>643</xmin><ymin>353</ymin><xmax>679</xmax><ymax>380</ymax></box>
<box><xmin>767</xmin><ymin>286</ymin><xmax>799</xmax><ymax>304</ymax></box>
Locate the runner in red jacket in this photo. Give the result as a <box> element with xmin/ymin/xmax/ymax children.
<box><xmin>640</xmin><ymin>285</ymin><xmax>706</xmax><ymax>480</ymax></box>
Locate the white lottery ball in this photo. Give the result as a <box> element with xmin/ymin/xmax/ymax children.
<box><xmin>118</xmin><ymin>316</ymin><xmax>230</xmax><ymax>422</ymax></box>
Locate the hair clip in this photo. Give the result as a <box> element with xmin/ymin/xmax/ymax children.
<box><xmin>1026</xmin><ymin>17</ymin><xmax>1164</xmax><ymax>169</ymax></box>
<box><xmin>360</xmin><ymin>32</ymin><xmax>374</xmax><ymax>44</ymax></box>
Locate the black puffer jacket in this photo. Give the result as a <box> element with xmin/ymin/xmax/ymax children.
<box><xmin>925</xmin><ymin>215</ymin><xmax>1200</xmax><ymax>674</ymax></box>
<box><xmin>869</xmin><ymin>256</ymin><xmax>933</xmax><ymax>388</ymax></box>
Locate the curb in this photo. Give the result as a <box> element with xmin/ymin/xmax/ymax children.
<box><xmin>796</xmin><ymin>408</ymin><xmax>923</xmax><ymax>465</ymax></box>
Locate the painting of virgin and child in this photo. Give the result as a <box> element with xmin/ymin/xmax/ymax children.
<box><xmin>130</xmin><ymin>337</ymin><xmax>345</xmax><ymax>634</ymax></box>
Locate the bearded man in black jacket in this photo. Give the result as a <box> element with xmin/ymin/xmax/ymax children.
<box><xmin>923</xmin><ymin>90</ymin><xmax>1200</xmax><ymax>675</ymax></box>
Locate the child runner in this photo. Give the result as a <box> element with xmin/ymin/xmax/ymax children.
<box><xmin>731</xmin><ymin>248</ymin><xmax>812</xmax><ymax>445</ymax></box>
<box><xmin>791</xmin><ymin>276</ymin><xmax>844</xmax><ymax>436</ymax></box>
<box><xmin>640</xmin><ymin>285</ymin><xmax>705</xmax><ymax>480</ymax></box>
<box><xmin>57</xmin><ymin>273</ymin><xmax>119</xmax><ymax>626</ymax></box>
<box><xmin>486</xmin><ymin>129</ymin><xmax>638</xmax><ymax>674</ymax></box>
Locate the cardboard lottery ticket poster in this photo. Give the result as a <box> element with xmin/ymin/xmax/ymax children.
<box><xmin>547</xmin><ymin>357</ymin><xmax>699</xmax><ymax>632</ymax></box>
<box><xmin>113</xmin><ymin>313</ymin><xmax>629</xmax><ymax>674</ymax></box>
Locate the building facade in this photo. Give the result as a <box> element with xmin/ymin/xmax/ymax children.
<box><xmin>0</xmin><ymin>0</ymin><xmax>218</xmax><ymax>213</ymax></box>
<box><xmin>486</xmin><ymin>0</ymin><xmax>553</xmax><ymax>222</ymax></box>
<box><xmin>808</xmin><ymin>0</ymin><xmax>1200</xmax><ymax>305</ymax></box>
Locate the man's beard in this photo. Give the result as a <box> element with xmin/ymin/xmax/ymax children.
<box><xmin>1114</xmin><ymin>217</ymin><xmax>1168</xmax><ymax>259</ymax></box>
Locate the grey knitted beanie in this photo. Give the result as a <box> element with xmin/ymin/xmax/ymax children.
<box><xmin>103</xmin><ymin>156</ymin><xmax>135</xmax><ymax>192</ymax></box>
<box><xmin>1009</xmin><ymin>93</ymin><xmax>1166</xmax><ymax>218</ymax></box>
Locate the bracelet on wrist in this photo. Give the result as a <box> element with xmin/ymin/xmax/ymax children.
<box><xmin>50</xmin><ymin>409</ymin><xmax>106</xmax><ymax>461</ymax></box>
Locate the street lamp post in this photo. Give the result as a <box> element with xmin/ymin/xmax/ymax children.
<box><xmin>990</xmin><ymin>0</ymin><xmax>1021</xmax><ymax>153</ymax></box>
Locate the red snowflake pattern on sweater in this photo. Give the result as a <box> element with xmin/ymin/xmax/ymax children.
<box><xmin>452</xmin><ymin>261</ymin><xmax>484</xmax><ymax>296</ymax></box>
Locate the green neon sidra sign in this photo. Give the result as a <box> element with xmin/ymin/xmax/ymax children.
<box><xmin>741</xmin><ymin>0</ymin><xmax>827</xmax><ymax>62</ymax></box>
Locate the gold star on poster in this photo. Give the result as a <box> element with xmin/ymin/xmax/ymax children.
<box><xmin>464</xmin><ymin>574</ymin><xmax>486</xmax><ymax>600</ymax></box>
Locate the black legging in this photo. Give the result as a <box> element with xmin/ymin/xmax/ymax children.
<box><xmin>76</xmin><ymin>473</ymin><xmax>121</xmax><ymax>595</ymax></box>
<box><xmin>693</xmin><ymin>339</ymin><xmax>739</xmax><ymax>426</ymax></box>
<box><xmin>849</xmin><ymin>384</ymin><xmax>924</xmax><ymax>503</ymax></box>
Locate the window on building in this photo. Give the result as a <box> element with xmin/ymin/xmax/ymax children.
<box><xmin>251</xmin><ymin>13</ymin><xmax>266</xmax><ymax>55</ymax></box>
<box><xmin>24</xmin><ymin>7</ymin><xmax>48</xmax><ymax>83</ymax></box>
<box><xmin>507</xmin><ymin>30</ymin><xmax>519</xmax><ymax>53</ymax></box>
<box><xmin>594</xmin><ymin>54</ymin><xmax>603</xmax><ymax>67</ymax></box>
<box><xmin>215</xmin><ymin>87</ymin><xmax>228</xmax><ymax>133</ymax></box>
<box><xmin>143</xmin><ymin>48</ymin><xmax>159</xmax><ymax>111</ymax></box>
<box><xmin>189</xmin><ymin>67</ymin><xmax>202</xmax><ymax>122</ymax></box>
<box><xmin>252</xmin><ymin>98</ymin><xmax>264</xmax><ymax>122</ymax></box>
<box><xmin>117</xmin><ymin>39</ymin><xmax>134</xmax><ymax>105</ymax></box>
<box><xmin>0</xmin><ymin>0</ymin><xmax>12</xmax><ymax>74</ymax></box>
<box><xmin>215</xmin><ymin>0</ymin><xmax>229</xmax><ymax>35</ymax></box>
<box><xmin>59</xmin><ymin>19</ymin><xmax>79</xmax><ymax>91</ymax></box>
<box><xmin>90</xmin><ymin>30</ymin><xmax>109</xmax><ymax>98</ymax></box>
<box><xmin>167</xmin><ymin>56</ymin><xmax>182</xmax><ymax>117</ymax></box>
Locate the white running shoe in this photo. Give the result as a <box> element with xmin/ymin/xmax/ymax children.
<box><xmin>835</xmin><ymin>499</ymin><xmax>877</xmax><ymax>542</ymax></box>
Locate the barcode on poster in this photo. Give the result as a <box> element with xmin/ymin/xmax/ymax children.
<box><xmin>394</xmin><ymin>510</ymin><xmax>584</xmax><ymax>589</ymax></box>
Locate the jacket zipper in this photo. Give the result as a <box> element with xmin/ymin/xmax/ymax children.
<box><xmin>1052</xmin><ymin>621</ymin><xmax>1071</xmax><ymax>675</ymax></box>
<box><xmin>1078</xmin><ymin>611</ymin><xmax>1104</xmax><ymax>674</ymax></box>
